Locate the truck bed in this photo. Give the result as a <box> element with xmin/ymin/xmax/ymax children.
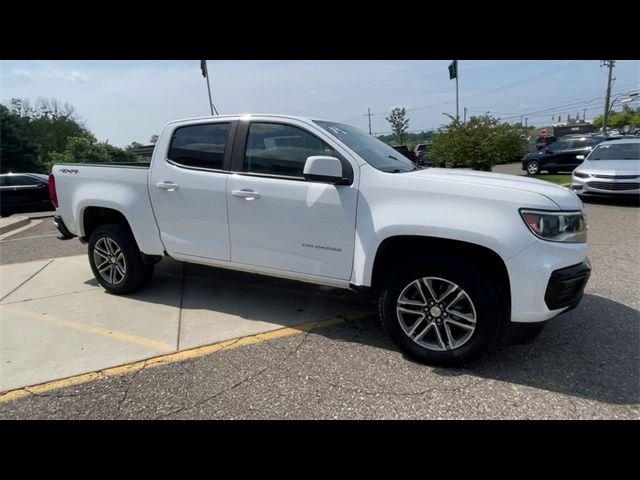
<box><xmin>51</xmin><ymin>162</ymin><xmax>165</xmax><ymax>255</ymax></box>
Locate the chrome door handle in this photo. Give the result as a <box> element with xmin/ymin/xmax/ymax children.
<box><xmin>157</xmin><ymin>182</ymin><xmax>179</xmax><ymax>191</ymax></box>
<box><xmin>232</xmin><ymin>189</ymin><xmax>260</xmax><ymax>200</ymax></box>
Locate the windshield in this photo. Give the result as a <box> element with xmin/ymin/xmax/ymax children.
<box><xmin>314</xmin><ymin>120</ymin><xmax>418</xmax><ymax>173</ymax></box>
<box><xmin>588</xmin><ymin>143</ymin><xmax>640</xmax><ymax>161</ymax></box>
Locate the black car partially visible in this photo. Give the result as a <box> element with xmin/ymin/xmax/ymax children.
<box><xmin>392</xmin><ymin>145</ymin><xmax>418</xmax><ymax>162</ymax></box>
<box><xmin>535</xmin><ymin>136</ymin><xmax>558</xmax><ymax>151</ymax></box>
<box><xmin>522</xmin><ymin>135</ymin><xmax>614</xmax><ymax>175</ymax></box>
<box><xmin>0</xmin><ymin>173</ymin><xmax>54</xmax><ymax>217</ymax></box>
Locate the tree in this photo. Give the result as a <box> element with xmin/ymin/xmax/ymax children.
<box><xmin>0</xmin><ymin>105</ymin><xmax>41</xmax><ymax>173</ymax></box>
<box><xmin>149</xmin><ymin>135</ymin><xmax>159</xmax><ymax>144</ymax></box>
<box><xmin>377</xmin><ymin>130</ymin><xmax>435</xmax><ymax>148</ymax></box>
<box><xmin>5</xmin><ymin>97</ymin><xmax>91</xmax><ymax>172</ymax></box>
<box><xmin>385</xmin><ymin>106</ymin><xmax>410</xmax><ymax>145</ymax></box>
<box><xmin>50</xmin><ymin>136</ymin><xmax>142</xmax><ymax>168</ymax></box>
<box><xmin>430</xmin><ymin>115</ymin><xmax>528</xmax><ymax>171</ymax></box>
<box><xmin>593</xmin><ymin>107</ymin><xmax>640</xmax><ymax>130</ymax></box>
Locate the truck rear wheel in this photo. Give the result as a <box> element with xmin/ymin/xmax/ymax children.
<box><xmin>379</xmin><ymin>256</ymin><xmax>502</xmax><ymax>366</ymax></box>
<box><xmin>88</xmin><ymin>223</ymin><xmax>154</xmax><ymax>295</ymax></box>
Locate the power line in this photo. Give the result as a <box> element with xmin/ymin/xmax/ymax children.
<box><xmin>454</xmin><ymin>82</ymin><xmax>638</xmax><ymax>119</ymax></box>
<box><xmin>355</xmin><ymin>60</ymin><xmax>582</xmax><ymax>118</ymax></box>
<box><xmin>474</xmin><ymin>86</ymin><xmax>637</xmax><ymax>121</ymax></box>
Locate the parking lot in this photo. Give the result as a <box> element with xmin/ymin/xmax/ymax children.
<box><xmin>0</xmin><ymin>186</ymin><xmax>638</xmax><ymax>419</ymax></box>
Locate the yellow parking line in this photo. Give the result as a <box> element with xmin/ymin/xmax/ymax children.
<box><xmin>1</xmin><ymin>304</ymin><xmax>173</xmax><ymax>351</ymax></box>
<box><xmin>0</xmin><ymin>308</ymin><xmax>376</xmax><ymax>404</ymax></box>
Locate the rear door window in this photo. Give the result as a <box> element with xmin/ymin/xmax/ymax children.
<box><xmin>168</xmin><ymin>123</ymin><xmax>231</xmax><ymax>170</ymax></box>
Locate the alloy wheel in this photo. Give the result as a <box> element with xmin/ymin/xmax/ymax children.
<box><xmin>396</xmin><ymin>276</ymin><xmax>477</xmax><ymax>351</ymax></box>
<box><xmin>93</xmin><ymin>237</ymin><xmax>127</xmax><ymax>285</ymax></box>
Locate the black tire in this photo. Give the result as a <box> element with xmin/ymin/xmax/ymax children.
<box><xmin>379</xmin><ymin>256</ymin><xmax>503</xmax><ymax>366</ymax></box>
<box><xmin>88</xmin><ymin>223</ymin><xmax>154</xmax><ymax>295</ymax></box>
<box><xmin>508</xmin><ymin>321</ymin><xmax>546</xmax><ymax>345</ymax></box>
<box><xmin>526</xmin><ymin>160</ymin><xmax>540</xmax><ymax>175</ymax></box>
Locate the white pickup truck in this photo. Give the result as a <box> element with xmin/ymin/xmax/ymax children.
<box><xmin>51</xmin><ymin>114</ymin><xmax>591</xmax><ymax>365</ymax></box>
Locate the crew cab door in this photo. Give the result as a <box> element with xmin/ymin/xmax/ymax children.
<box><xmin>148</xmin><ymin>121</ymin><xmax>236</xmax><ymax>260</ymax></box>
<box><xmin>226</xmin><ymin>120</ymin><xmax>358</xmax><ymax>280</ymax></box>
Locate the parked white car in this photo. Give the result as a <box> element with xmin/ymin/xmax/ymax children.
<box><xmin>50</xmin><ymin>114</ymin><xmax>591</xmax><ymax>365</ymax></box>
<box><xmin>571</xmin><ymin>138</ymin><xmax>640</xmax><ymax>196</ymax></box>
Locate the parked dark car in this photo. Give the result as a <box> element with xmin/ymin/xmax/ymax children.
<box><xmin>0</xmin><ymin>173</ymin><xmax>54</xmax><ymax>217</ymax></box>
<box><xmin>522</xmin><ymin>136</ymin><xmax>617</xmax><ymax>175</ymax></box>
<box><xmin>535</xmin><ymin>136</ymin><xmax>558</xmax><ymax>151</ymax></box>
<box><xmin>392</xmin><ymin>145</ymin><xmax>418</xmax><ymax>162</ymax></box>
<box><xmin>414</xmin><ymin>143</ymin><xmax>433</xmax><ymax>166</ymax></box>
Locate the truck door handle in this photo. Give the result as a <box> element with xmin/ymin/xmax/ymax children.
<box><xmin>156</xmin><ymin>182</ymin><xmax>179</xmax><ymax>191</ymax></box>
<box><xmin>232</xmin><ymin>189</ymin><xmax>260</xmax><ymax>200</ymax></box>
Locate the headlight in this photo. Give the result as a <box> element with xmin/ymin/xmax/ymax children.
<box><xmin>520</xmin><ymin>209</ymin><xmax>587</xmax><ymax>243</ymax></box>
<box><xmin>573</xmin><ymin>171</ymin><xmax>590</xmax><ymax>178</ymax></box>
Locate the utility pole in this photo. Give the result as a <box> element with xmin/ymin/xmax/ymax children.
<box><xmin>456</xmin><ymin>64</ymin><xmax>459</xmax><ymax>122</ymax></box>
<box><xmin>583</xmin><ymin>108</ymin><xmax>587</xmax><ymax>122</ymax></box>
<box><xmin>601</xmin><ymin>60</ymin><xmax>615</xmax><ymax>133</ymax></box>
<box><xmin>367</xmin><ymin>108</ymin><xmax>372</xmax><ymax>135</ymax></box>
<box><xmin>520</xmin><ymin>115</ymin><xmax>523</xmax><ymax>126</ymax></box>
<box><xmin>463</xmin><ymin>107</ymin><xmax>467</xmax><ymax>123</ymax></box>
<box><xmin>525</xmin><ymin>117</ymin><xmax>528</xmax><ymax>127</ymax></box>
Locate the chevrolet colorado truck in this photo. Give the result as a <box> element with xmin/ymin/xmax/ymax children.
<box><xmin>50</xmin><ymin>114</ymin><xmax>591</xmax><ymax>365</ymax></box>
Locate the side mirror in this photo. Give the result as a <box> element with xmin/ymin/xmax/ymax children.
<box><xmin>545</xmin><ymin>148</ymin><xmax>553</xmax><ymax>154</ymax></box>
<box><xmin>576</xmin><ymin>155</ymin><xmax>585</xmax><ymax>161</ymax></box>
<box><xmin>303</xmin><ymin>156</ymin><xmax>346</xmax><ymax>184</ymax></box>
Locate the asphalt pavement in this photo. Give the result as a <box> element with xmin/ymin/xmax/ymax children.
<box><xmin>0</xmin><ymin>218</ymin><xmax>86</xmax><ymax>265</ymax></box>
<box><xmin>0</xmin><ymin>197</ymin><xmax>638</xmax><ymax>419</ymax></box>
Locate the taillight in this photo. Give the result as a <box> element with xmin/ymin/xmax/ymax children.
<box><xmin>48</xmin><ymin>173</ymin><xmax>58</xmax><ymax>208</ymax></box>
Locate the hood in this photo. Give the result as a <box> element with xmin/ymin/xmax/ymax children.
<box><xmin>524</xmin><ymin>150</ymin><xmax>545</xmax><ymax>159</ymax></box>
<box><xmin>407</xmin><ymin>168</ymin><xmax>582</xmax><ymax>210</ymax></box>
<box><xmin>577</xmin><ymin>159</ymin><xmax>640</xmax><ymax>176</ymax></box>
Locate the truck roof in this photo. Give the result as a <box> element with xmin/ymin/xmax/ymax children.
<box><xmin>166</xmin><ymin>113</ymin><xmax>325</xmax><ymax>126</ymax></box>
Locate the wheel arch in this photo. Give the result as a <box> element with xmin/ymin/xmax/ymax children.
<box><xmin>370</xmin><ymin>235</ymin><xmax>511</xmax><ymax>316</ymax></box>
<box><xmin>81</xmin><ymin>206</ymin><xmax>133</xmax><ymax>241</ymax></box>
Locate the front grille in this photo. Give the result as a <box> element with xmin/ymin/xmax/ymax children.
<box><xmin>587</xmin><ymin>181</ymin><xmax>640</xmax><ymax>191</ymax></box>
<box><xmin>593</xmin><ymin>174</ymin><xmax>639</xmax><ymax>179</ymax></box>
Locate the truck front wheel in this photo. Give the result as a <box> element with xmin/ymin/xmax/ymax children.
<box><xmin>379</xmin><ymin>256</ymin><xmax>502</xmax><ymax>366</ymax></box>
<box><xmin>88</xmin><ymin>223</ymin><xmax>154</xmax><ymax>295</ymax></box>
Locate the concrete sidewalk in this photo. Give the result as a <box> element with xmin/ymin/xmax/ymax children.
<box><xmin>0</xmin><ymin>255</ymin><xmax>374</xmax><ymax>392</ymax></box>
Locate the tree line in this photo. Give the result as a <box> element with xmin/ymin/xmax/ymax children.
<box><xmin>384</xmin><ymin>106</ymin><xmax>529</xmax><ymax>171</ymax></box>
<box><xmin>592</xmin><ymin>106</ymin><xmax>640</xmax><ymax>130</ymax></box>
<box><xmin>0</xmin><ymin>98</ymin><xmax>151</xmax><ymax>174</ymax></box>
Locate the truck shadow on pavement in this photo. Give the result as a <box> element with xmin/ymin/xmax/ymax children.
<box><xmin>439</xmin><ymin>294</ymin><xmax>640</xmax><ymax>406</ymax></box>
<box><xmin>85</xmin><ymin>262</ymin><xmax>638</xmax><ymax>406</ymax></box>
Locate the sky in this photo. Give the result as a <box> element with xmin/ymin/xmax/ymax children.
<box><xmin>1</xmin><ymin>60</ymin><xmax>638</xmax><ymax>147</ymax></box>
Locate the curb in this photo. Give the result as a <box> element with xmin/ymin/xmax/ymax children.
<box><xmin>0</xmin><ymin>217</ymin><xmax>30</xmax><ymax>235</ymax></box>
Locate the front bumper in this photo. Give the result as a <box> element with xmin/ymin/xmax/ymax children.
<box><xmin>571</xmin><ymin>175</ymin><xmax>640</xmax><ymax>196</ymax></box>
<box><xmin>505</xmin><ymin>238</ymin><xmax>589</xmax><ymax>323</ymax></box>
<box><xmin>544</xmin><ymin>260</ymin><xmax>591</xmax><ymax>312</ymax></box>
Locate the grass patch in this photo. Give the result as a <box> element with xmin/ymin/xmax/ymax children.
<box><xmin>530</xmin><ymin>174</ymin><xmax>571</xmax><ymax>185</ymax></box>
